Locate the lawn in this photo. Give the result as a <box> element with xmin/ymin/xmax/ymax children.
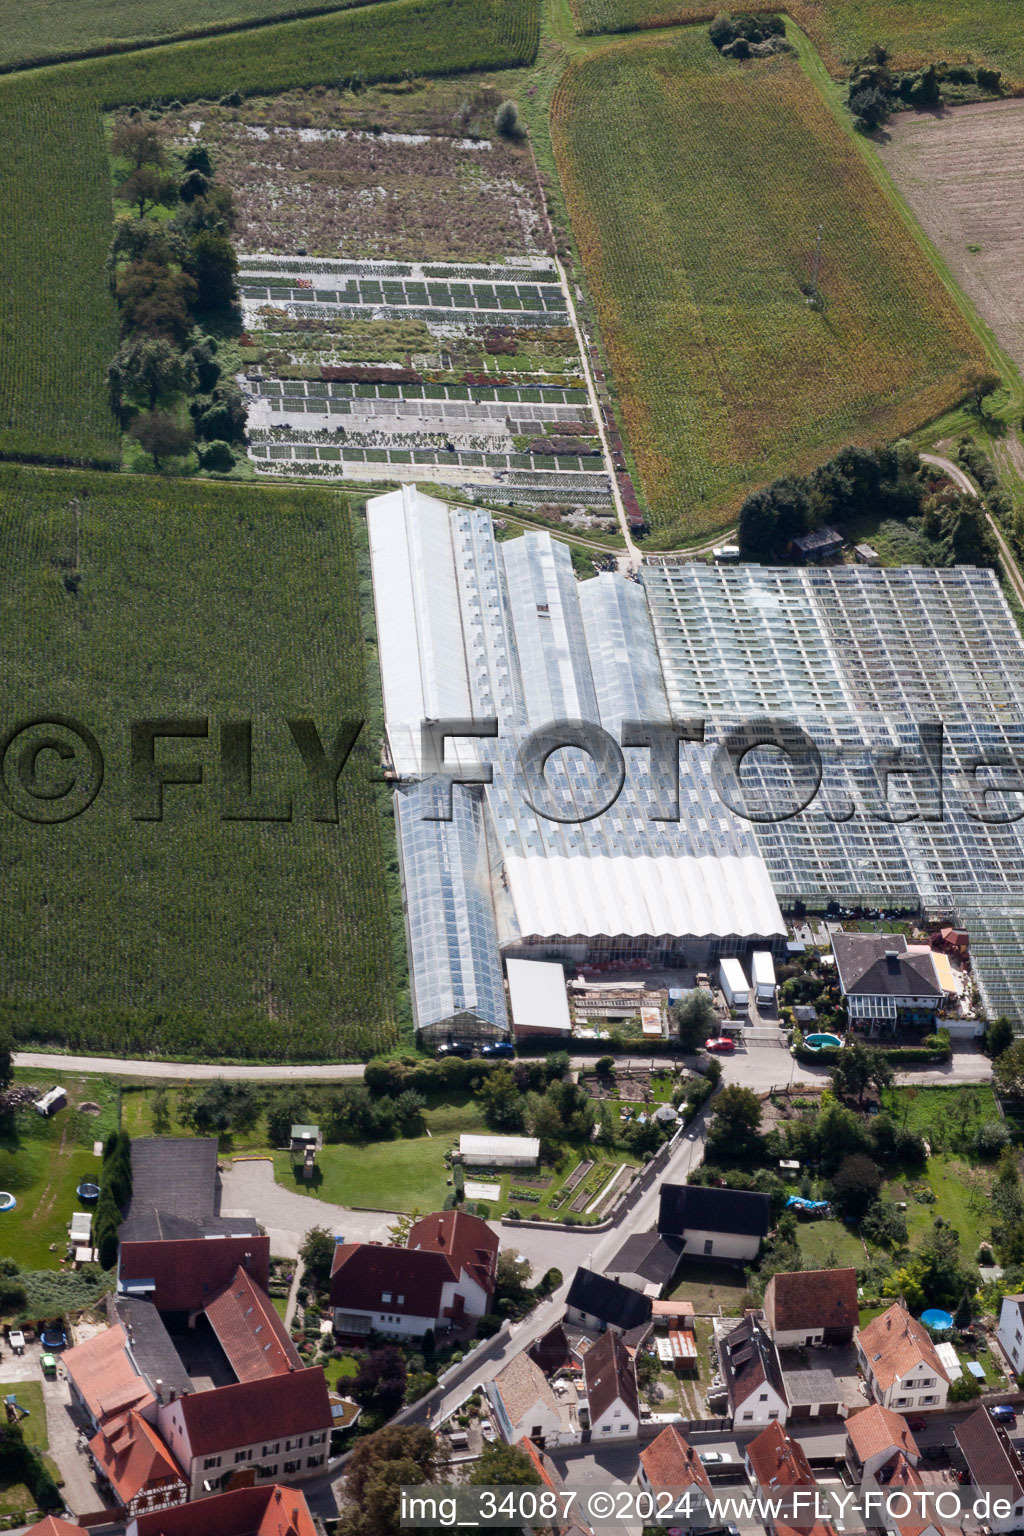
<box><xmin>669</xmin><ymin>1260</ymin><xmax>750</xmax><ymax>1316</ymax></box>
<box><xmin>549</xmin><ymin>28</ymin><xmax>983</xmax><ymax>543</ymax></box>
<box><xmin>324</xmin><ymin>1353</ymin><xmax>360</xmax><ymax>1389</ymax></box>
<box><xmin>568</xmin><ymin>0</ymin><xmax>1024</xmax><ymax>87</ymax></box>
<box><xmin>887</xmin><ymin>1153</ymin><xmax>995</xmax><ymax>1257</ymax></box>
<box><xmin>881</xmin><ymin>1085</ymin><xmax>1001</xmax><ymax>1145</ymax></box>
<box><xmin>794</xmin><ymin>1216</ymin><xmax>867</xmax><ymax>1269</ymax></box>
<box><xmin>0</xmin><ymin>465</ymin><xmax>396</xmax><ymax>1062</ymax></box>
<box><xmin>0</xmin><ymin>0</ymin><xmax>540</xmax><ymax>467</ymax></box>
<box><xmin>0</xmin><ymin>1073</ymin><xmax>120</xmax><ymax>1272</ymax></box>
<box><xmin>274</xmin><ymin>1139</ymin><xmax>452</xmax><ymax>1215</ymax></box>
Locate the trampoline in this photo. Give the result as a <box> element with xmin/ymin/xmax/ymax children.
<box><xmin>76</xmin><ymin>1182</ymin><xmax>100</xmax><ymax>1201</ymax></box>
<box><xmin>921</xmin><ymin>1308</ymin><xmax>954</xmax><ymax>1331</ymax></box>
<box><xmin>40</xmin><ymin>1330</ymin><xmax>68</xmax><ymax>1351</ymax></box>
<box><xmin>0</xmin><ymin>1192</ymin><xmax>15</xmax><ymax>1212</ymax></box>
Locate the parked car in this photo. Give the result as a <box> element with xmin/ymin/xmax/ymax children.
<box><xmin>906</xmin><ymin>1416</ymin><xmax>927</xmax><ymax>1431</ymax></box>
<box><xmin>704</xmin><ymin>1037</ymin><xmax>736</xmax><ymax>1053</ymax></box>
<box><xmin>481</xmin><ymin>1042</ymin><xmax>515</xmax><ymax>1058</ymax></box>
<box><xmin>437</xmin><ymin>1042</ymin><xmax>474</xmax><ymax>1059</ymax></box>
<box><xmin>698</xmin><ymin>1451</ymin><xmax>733</xmax><ymax>1465</ymax></box>
<box><xmin>990</xmin><ymin>1405</ymin><xmax>1016</xmax><ymax>1424</ymax></box>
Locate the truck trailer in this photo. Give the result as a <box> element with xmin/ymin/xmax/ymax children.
<box><xmin>718</xmin><ymin>958</ymin><xmax>749</xmax><ymax>1011</ymax></box>
<box><xmin>751</xmin><ymin>950</ymin><xmax>777</xmax><ymax>1006</ymax></box>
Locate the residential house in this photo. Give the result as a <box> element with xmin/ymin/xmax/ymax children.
<box><xmin>856</xmin><ymin>1304</ymin><xmax>949</xmax><ymax>1412</ymax></box>
<box><xmin>745</xmin><ymin>1420</ymin><xmax>816</xmax><ymax>1498</ymax></box>
<box><xmin>719</xmin><ymin>1314</ymin><xmax>788</xmax><ymax>1429</ymax></box>
<box><xmin>23</xmin><ymin>1521</ymin><xmax>85</xmax><ymax>1536</ymax></box>
<box><xmin>63</xmin><ymin>1324</ymin><xmax>156</xmax><ymax>1433</ymax></box>
<box><xmin>877</xmin><ymin>1452</ymin><xmax>951</xmax><ymax>1536</ymax></box>
<box><xmin>955</xmin><ymin>1406</ymin><xmax>1024</xmax><ymax>1531</ymax></box>
<box><xmin>832</xmin><ymin>935</ymin><xmax>943</xmax><ymax>1028</ymax></box>
<box><xmin>997</xmin><ymin>1294</ymin><xmax>1024</xmax><ymax>1377</ymax></box>
<box><xmin>487</xmin><ymin>1351</ymin><xmax>579</xmax><ymax>1448</ymax></box>
<box><xmin>583</xmin><ymin>1331</ymin><xmax>639</xmax><ymax>1441</ymax></box>
<box><xmin>126</xmin><ymin>1484</ymin><xmax>321</xmax><ymax>1536</ymax></box>
<box><xmin>845</xmin><ymin>1404</ymin><xmax>920</xmax><ymax>1485</ymax></box>
<box><xmin>638</xmin><ymin>1424</ymin><xmax>712</xmax><ymax>1498</ymax></box>
<box><xmin>516</xmin><ymin>1439</ymin><xmax>593</xmax><ymax>1536</ymax></box>
<box><xmin>330</xmin><ymin>1210</ymin><xmax>498</xmax><ymax>1337</ymax></box>
<box><xmin>203</xmin><ymin>1266</ymin><xmax>304</xmax><ymax>1383</ymax></box>
<box><xmin>529</xmin><ymin>1324</ymin><xmax>577</xmax><ymax>1377</ymax></box>
<box><xmin>89</xmin><ymin>1408</ymin><xmax>188</xmax><ymax>1521</ymax></box>
<box><xmin>564</xmin><ymin>1268</ymin><xmax>652</xmax><ymax>1343</ymax></box>
<box><xmin>155</xmin><ymin>1369</ymin><xmax>333</xmax><ymax>1498</ymax></box>
<box><xmin>608</xmin><ymin>1232</ymin><xmax>684</xmax><ymax>1295</ymax></box>
<box><xmin>763</xmin><ymin>1268</ymin><xmax>858</xmax><ymax>1348</ymax></box>
<box><xmin>118</xmin><ymin>1234</ymin><xmax>271</xmax><ymax>1316</ymax></box>
<box><xmin>658</xmin><ymin>1185</ymin><xmax>771</xmax><ymax>1262</ymax></box>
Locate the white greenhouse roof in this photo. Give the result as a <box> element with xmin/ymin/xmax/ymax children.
<box><xmin>460</xmin><ymin>1135</ymin><xmax>540</xmax><ymax>1160</ymax></box>
<box><xmin>506</xmin><ymin>958</ymin><xmax>571</xmax><ymax>1032</ymax></box>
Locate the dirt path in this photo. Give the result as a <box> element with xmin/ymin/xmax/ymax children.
<box><xmin>921</xmin><ymin>450</ymin><xmax>1024</xmax><ymax>609</ymax></box>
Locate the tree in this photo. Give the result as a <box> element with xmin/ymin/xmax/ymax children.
<box><xmin>266</xmin><ymin>1089</ymin><xmax>313</xmax><ymax>1147</ymax></box>
<box><xmin>116</xmin><ymin>261</ymin><xmax>196</xmax><ymax>343</ymax></box>
<box><xmin>299</xmin><ymin>1226</ymin><xmax>335</xmax><ymax>1289</ymax></box>
<box><xmin>494</xmin><ymin>100</ymin><xmax>525</xmax><ymax>140</ymax></box>
<box><xmin>185</xmin><ymin>231</ymin><xmax>239</xmax><ymax>315</ymax></box>
<box><xmin>830</xmin><ymin>1153</ymin><xmax>883</xmax><ymax>1219</ymax></box>
<box><xmin>468</xmin><ymin>1442</ymin><xmax>541</xmax><ymax>1486</ymax></box>
<box><xmin>478</xmin><ymin>1065</ymin><xmax>525</xmax><ymax>1132</ymax></box>
<box><xmin>985</xmin><ymin>1017</ymin><xmax>1015</xmax><ymax>1059</ymax></box>
<box><xmin>0</xmin><ymin>1022</ymin><xmax>13</xmax><ymax>1092</ymax></box>
<box><xmin>112</xmin><ymin>118</ymin><xmax>166</xmax><ymax>170</ymax></box>
<box><xmin>117</xmin><ymin>164</ymin><xmax>178</xmax><ymax>219</ymax></box>
<box><xmin>994</xmin><ymin>1040</ymin><xmax>1024</xmax><ymax>1098</ymax></box>
<box><xmin>672</xmin><ymin>989</ymin><xmax>718</xmax><ymax>1052</ymax></box>
<box><xmin>706</xmin><ymin>1085</ymin><xmax>762</xmax><ymax>1158</ymax></box>
<box><xmin>189</xmin><ymin>1081</ymin><xmax>258</xmax><ymax>1135</ymax></box>
<box><xmin>975</xmin><ymin>1120</ymin><xmax>1010</xmax><ymax>1158</ymax></box>
<box><xmin>354</xmin><ymin>1347</ymin><xmax>407</xmax><ymax>1418</ymax></box>
<box><xmin>109</xmin><ymin>335</ymin><xmax>191</xmax><ymax>416</ymax></box>
<box><xmin>179</xmin><ymin>168</ymin><xmax>211</xmax><ymax>204</ymax></box>
<box><xmin>193</xmin><ymin>381</ymin><xmax>247</xmax><ymax>444</ymax></box>
<box><xmin>829</xmin><ymin>1041</ymin><xmax>893</xmax><ymax>1106</ymax></box>
<box><xmin>129</xmin><ymin>411</ymin><xmax>194</xmax><ymax>469</ymax></box>
<box><xmin>963</xmin><ymin>367</ymin><xmax>1001</xmax><ymax>417</ymax></box>
<box><xmin>495</xmin><ymin>1251</ymin><xmax>531</xmax><ymax>1311</ymax></box>
<box><xmin>543</xmin><ymin>1049</ymin><xmax>570</xmax><ymax>1082</ymax></box>
<box><xmin>954</xmin><ymin>1290</ymin><xmax>974</xmax><ymax>1329</ymax></box>
<box><xmin>394</xmin><ymin>1088</ymin><xmax>427</xmax><ymax>1133</ymax></box>
<box><xmin>345</xmin><ymin>1424</ymin><xmax>445</xmax><ymax>1509</ymax></box>
<box><xmin>183</xmin><ymin>143</ymin><xmax>214</xmax><ymax>176</ymax></box>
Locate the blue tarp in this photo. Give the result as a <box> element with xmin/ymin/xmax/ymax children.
<box><xmin>785</xmin><ymin>1196</ymin><xmax>830</xmax><ymax>1211</ymax></box>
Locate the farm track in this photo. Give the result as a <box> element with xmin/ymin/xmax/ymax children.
<box><xmin>921</xmin><ymin>450</ymin><xmax>1024</xmax><ymax>610</ymax></box>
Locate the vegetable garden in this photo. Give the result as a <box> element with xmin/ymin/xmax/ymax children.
<box><xmin>0</xmin><ymin>0</ymin><xmax>541</xmax><ymax>468</ymax></box>
<box><xmin>0</xmin><ymin>463</ymin><xmax>398</xmax><ymax>1061</ymax></box>
<box><xmin>550</xmin><ymin>32</ymin><xmax>984</xmax><ymax>543</ymax></box>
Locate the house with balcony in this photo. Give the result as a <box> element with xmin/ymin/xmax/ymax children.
<box><xmin>856</xmin><ymin>1304</ymin><xmax>949</xmax><ymax>1412</ymax></box>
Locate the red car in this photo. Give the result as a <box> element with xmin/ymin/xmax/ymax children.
<box><xmin>906</xmin><ymin>1417</ymin><xmax>927</xmax><ymax>1432</ymax></box>
<box><xmin>705</xmin><ymin>1036</ymin><xmax>736</xmax><ymax>1053</ymax></box>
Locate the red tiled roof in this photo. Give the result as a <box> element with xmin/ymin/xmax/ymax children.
<box><xmin>774</xmin><ymin>1521</ymin><xmax>836</xmax><ymax>1536</ymax></box>
<box><xmin>131</xmin><ymin>1484</ymin><xmax>318</xmax><ymax>1536</ymax></box>
<box><xmin>584</xmin><ymin>1331</ymin><xmax>638</xmax><ymax>1425</ymax></box>
<box><xmin>171</xmin><ymin>1368</ymin><xmax>332</xmax><ymax>1458</ymax></box>
<box><xmin>846</xmin><ymin>1405</ymin><xmax>920</xmax><ymax>1464</ymax></box>
<box><xmin>23</xmin><ymin>1519</ymin><xmax>85</xmax><ymax>1536</ymax></box>
<box><xmin>63</xmin><ymin>1325</ymin><xmax>154</xmax><ymax>1425</ymax></box>
<box><xmin>858</xmin><ymin>1305</ymin><xmax>948</xmax><ymax>1392</ymax></box>
<box><xmin>515</xmin><ymin>1440</ymin><xmax>592</xmax><ymax>1536</ymax></box>
<box><xmin>639</xmin><ymin>1425</ymin><xmax>712</xmax><ymax>1492</ymax></box>
<box><xmin>330</xmin><ymin>1242</ymin><xmax>455</xmax><ymax>1321</ymax></box>
<box><xmin>955</xmin><ymin>1406</ymin><xmax>1024</xmax><ymax>1504</ymax></box>
<box><xmin>89</xmin><ymin>1409</ymin><xmax>186</xmax><ymax>1507</ymax></box>
<box><xmin>881</xmin><ymin>1453</ymin><xmax>950</xmax><ymax>1536</ymax></box>
<box><xmin>746</xmin><ymin>1421</ymin><xmax>816</xmax><ymax>1493</ymax></box>
<box><xmin>204</xmin><ymin>1267</ymin><xmax>302</xmax><ymax>1383</ymax></box>
<box><xmin>119</xmin><ymin>1235</ymin><xmax>270</xmax><ymax>1314</ymax></box>
<box><xmin>764</xmin><ymin>1269</ymin><xmax>858</xmax><ymax>1334</ymax></box>
<box><xmin>408</xmin><ymin>1210</ymin><xmax>498</xmax><ymax>1297</ymax></box>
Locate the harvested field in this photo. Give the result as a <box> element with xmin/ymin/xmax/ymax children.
<box><xmin>550</xmin><ymin>33</ymin><xmax>985</xmax><ymax>542</ymax></box>
<box><xmin>878</xmin><ymin>98</ymin><xmax>1024</xmax><ymax>374</ymax></box>
<box><xmin>569</xmin><ymin>0</ymin><xmax>1024</xmax><ymax>86</ymax></box>
<box><xmin>159</xmin><ymin>84</ymin><xmax>547</xmax><ymax>261</ymax></box>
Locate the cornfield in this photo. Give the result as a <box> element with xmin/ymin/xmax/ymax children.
<box><xmin>0</xmin><ymin>0</ymin><xmax>541</xmax><ymax>467</ymax></box>
<box><xmin>0</xmin><ymin>464</ymin><xmax>398</xmax><ymax>1061</ymax></box>
<box><xmin>570</xmin><ymin>0</ymin><xmax>1024</xmax><ymax>85</ymax></box>
<box><xmin>550</xmin><ymin>34</ymin><xmax>985</xmax><ymax>545</ymax></box>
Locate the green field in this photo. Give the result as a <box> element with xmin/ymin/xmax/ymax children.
<box><xmin>0</xmin><ymin>0</ymin><xmax>540</xmax><ymax>467</ymax></box>
<box><xmin>0</xmin><ymin>0</ymin><xmax>385</xmax><ymax>71</ymax></box>
<box><xmin>0</xmin><ymin>465</ymin><xmax>396</xmax><ymax>1061</ymax></box>
<box><xmin>569</xmin><ymin>0</ymin><xmax>1024</xmax><ymax>86</ymax></box>
<box><xmin>549</xmin><ymin>30</ymin><xmax>984</xmax><ymax>543</ymax></box>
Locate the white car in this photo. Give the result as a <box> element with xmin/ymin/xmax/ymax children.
<box><xmin>480</xmin><ymin>1419</ymin><xmax>496</xmax><ymax>1442</ymax></box>
<box><xmin>698</xmin><ymin>1450</ymin><xmax>733</xmax><ymax>1465</ymax></box>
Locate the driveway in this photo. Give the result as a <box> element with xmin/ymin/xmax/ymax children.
<box><xmin>219</xmin><ymin>1158</ymin><xmax>401</xmax><ymax>1257</ymax></box>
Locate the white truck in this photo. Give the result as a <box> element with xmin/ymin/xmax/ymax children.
<box><xmin>718</xmin><ymin>957</ymin><xmax>749</xmax><ymax>1012</ymax></box>
<box><xmin>751</xmin><ymin>950</ymin><xmax>777</xmax><ymax>1007</ymax></box>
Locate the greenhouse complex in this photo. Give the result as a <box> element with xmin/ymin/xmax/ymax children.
<box><xmin>368</xmin><ymin>488</ymin><xmax>1024</xmax><ymax>1039</ymax></box>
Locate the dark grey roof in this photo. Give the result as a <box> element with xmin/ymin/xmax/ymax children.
<box><xmin>120</xmin><ymin>1138</ymin><xmax>259</xmax><ymax>1242</ymax></box>
<box><xmin>792</xmin><ymin>526</ymin><xmax>843</xmax><ymax>554</ymax></box>
<box><xmin>565</xmin><ymin>1267</ymin><xmax>652</xmax><ymax>1332</ymax></box>
<box><xmin>720</xmin><ymin>1313</ymin><xmax>786</xmax><ymax>1409</ymax></box>
<box><xmin>113</xmin><ymin>1294</ymin><xmax>193</xmax><ymax>1405</ymax></box>
<box><xmin>609</xmin><ymin>1232</ymin><xmax>684</xmax><ymax>1288</ymax></box>
<box><xmin>832</xmin><ymin>933</ymin><xmax>942</xmax><ymax>1000</ymax></box>
<box><xmin>781</xmin><ymin>1367</ymin><xmax>841</xmax><ymax>1403</ymax></box>
<box><xmin>658</xmin><ymin>1183</ymin><xmax>771</xmax><ymax>1239</ymax></box>
<box><xmin>792</xmin><ymin>1006</ymin><xmax>818</xmax><ymax>1024</ymax></box>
